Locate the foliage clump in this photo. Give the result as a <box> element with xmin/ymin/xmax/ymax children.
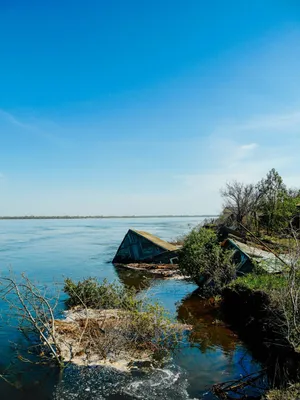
<box><xmin>179</xmin><ymin>227</ymin><xmax>235</xmax><ymax>296</ymax></box>
<box><xmin>64</xmin><ymin>277</ymin><xmax>140</xmax><ymax>310</ymax></box>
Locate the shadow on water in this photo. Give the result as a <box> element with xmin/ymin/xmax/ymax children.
<box><xmin>113</xmin><ymin>264</ymin><xmax>153</xmax><ymax>291</ymax></box>
<box><xmin>0</xmin><ymin>363</ymin><xmax>60</xmax><ymax>400</ymax></box>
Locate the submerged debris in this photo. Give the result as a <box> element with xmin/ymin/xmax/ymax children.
<box><xmin>222</xmin><ymin>238</ymin><xmax>288</xmax><ymax>274</ymax></box>
<box><xmin>113</xmin><ymin>229</ymin><xmax>180</xmax><ymax>265</ymax></box>
<box><xmin>114</xmin><ymin>262</ymin><xmax>186</xmax><ymax>279</ymax></box>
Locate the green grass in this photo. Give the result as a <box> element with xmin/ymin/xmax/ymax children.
<box><xmin>257</xmin><ymin>233</ymin><xmax>299</xmax><ymax>253</ymax></box>
<box><xmin>228</xmin><ymin>273</ymin><xmax>287</xmax><ymax>293</ymax></box>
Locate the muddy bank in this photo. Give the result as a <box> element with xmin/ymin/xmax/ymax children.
<box><xmin>221</xmin><ymin>285</ymin><xmax>300</xmax><ymax>382</ymax></box>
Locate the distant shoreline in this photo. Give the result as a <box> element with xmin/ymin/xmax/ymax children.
<box><xmin>0</xmin><ymin>215</ymin><xmax>217</xmax><ymax>220</ymax></box>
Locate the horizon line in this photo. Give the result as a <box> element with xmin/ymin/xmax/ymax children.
<box><xmin>0</xmin><ymin>214</ymin><xmax>218</xmax><ymax>220</ymax></box>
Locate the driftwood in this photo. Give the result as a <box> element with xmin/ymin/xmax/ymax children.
<box><xmin>114</xmin><ymin>262</ymin><xmax>185</xmax><ymax>279</ymax></box>
<box><xmin>212</xmin><ymin>369</ymin><xmax>267</xmax><ymax>399</ymax></box>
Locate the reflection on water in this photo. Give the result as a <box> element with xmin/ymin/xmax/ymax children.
<box><xmin>0</xmin><ymin>218</ymin><xmax>262</xmax><ymax>399</ymax></box>
<box><xmin>177</xmin><ymin>290</ymin><xmax>238</xmax><ymax>355</ymax></box>
<box><xmin>113</xmin><ymin>264</ymin><xmax>153</xmax><ymax>291</ymax></box>
<box><xmin>174</xmin><ymin>290</ymin><xmax>263</xmax><ymax>399</ymax></box>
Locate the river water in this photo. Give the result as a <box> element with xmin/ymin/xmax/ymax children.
<box><xmin>0</xmin><ymin>217</ymin><xmax>262</xmax><ymax>399</ymax></box>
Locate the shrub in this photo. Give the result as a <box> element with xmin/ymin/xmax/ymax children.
<box><xmin>179</xmin><ymin>228</ymin><xmax>235</xmax><ymax>295</ymax></box>
<box><xmin>64</xmin><ymin>277</ymin><xmax>140</xmax><ymax>311</ymax></box>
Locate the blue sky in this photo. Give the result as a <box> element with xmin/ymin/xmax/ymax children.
<box><xmin>0</xmin><ymin>1</ymin><xmax>300</xmax><ymax>216</ymax></box>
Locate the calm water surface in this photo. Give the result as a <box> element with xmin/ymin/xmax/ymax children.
<box><xmin>0</xmin><ymin>217</ymin><xmax>262</xmax><ymax>399</ymax></box>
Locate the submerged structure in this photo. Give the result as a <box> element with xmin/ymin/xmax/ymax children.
<box><xmin>222</xmin><ymin>238</ymin><xmax>287</xmax><ymax>274</ymax></box>
<box><xmin>112</xmin><ymin>229</ymin><xmax>180</xmax><ymax>264</ymax></box>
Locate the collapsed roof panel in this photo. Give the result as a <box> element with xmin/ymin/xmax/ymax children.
<box><xmin>112</xmin><ymin>229</ymin><xmax>179</xmax><ymax>264</ymax></box>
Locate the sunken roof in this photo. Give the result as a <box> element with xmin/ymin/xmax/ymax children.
<box><xmin>130</xmin><ymin>229</ymin><xmax>178</xmax><ymax>252</ymax></box>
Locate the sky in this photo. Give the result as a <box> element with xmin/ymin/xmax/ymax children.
<box><xmin>0</xmin><ymin>0</ymin><xmax>300</xmax><ymax>216</ymax></box>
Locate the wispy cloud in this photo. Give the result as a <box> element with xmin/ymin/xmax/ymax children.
<box><xmin>236</xmin><ymin>111</ymin><xmax>300</xmax><ymax>133</ymax></box>
<box><xmin>234</xmin><ymin>142</ymin><xmax>259</xmax><ymax>163</ymax></box>
<box><xmin>173</xmin><ymin>107</ymin><xmax>300</xmax><ymax>213</ymax></box>
<box><xmin>0</xmin><ymin>109</ymin><xmax>69</xmax><ymax>148</ymax></box>
<box><xmin>214</xmin><ymin>110</ymin><xmax>300</xmax><ymax>139</ymax></box>
<box><xmin>240</xmin><ymin>143</ymin><xmax>258</xmax><ymax>151</ymax></box>
<box><xmin>0</xmin><ymin>109</ymin><xmax>33</xmax><ymax>130</ymax></box>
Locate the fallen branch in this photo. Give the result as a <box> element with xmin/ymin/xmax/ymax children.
<box><xmin>212</xmin><ymin>369</ymin><xmax>267</xmax><ymax>399</ymax></box>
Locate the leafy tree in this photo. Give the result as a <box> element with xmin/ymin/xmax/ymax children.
<box><xmin>257</xmin><ymin>168</ymin><xmax>298</xmax><ymax>233</ymax></box>
<box><xmin>179</xmin><ymin>228</ymin><xmax>235</xmax><ymax>296</ymax></box>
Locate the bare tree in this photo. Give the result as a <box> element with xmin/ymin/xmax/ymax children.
<box><xmin>220</xmin><ymin>181</ymin><xmax>262</xmax><ymax>228</ymax></box>
<box><xmin>0</xmin><ymin>273</ymin><xmax>64</xmax><ymax>367</ymax></box>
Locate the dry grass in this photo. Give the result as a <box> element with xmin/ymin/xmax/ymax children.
<box><xmin>265</xmin><ymin>384</ymin><xmax>300</xmax><ymax>399</ymax></box>
<box><xmin>53</xmin><ymin>307</ymin><xmax>189</xmax><ymax>370</ymax></box>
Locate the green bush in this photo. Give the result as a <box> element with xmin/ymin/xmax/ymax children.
<box><xmin>64</xmin><ymin>277</ymin><xmax>141</xmax><ymax>310</ymax></box>
<box><xmin>179</xmin><ymin>228</ymin><xmax>235</xmax><ymax>295</ymax></box>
